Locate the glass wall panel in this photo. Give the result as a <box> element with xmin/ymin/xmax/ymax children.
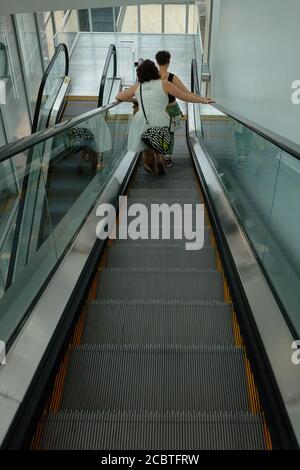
<box><xmin>198</xmin><ymin>101</ymin><xmax>300</xmax><ymax>336</ymax></box>
<box><xmin>188</xmin><ymin>4</ymin><xmax>198</xmax><ymax>33</ymax></box>
<box><xmin>262</xmin><ymin>151</ymin><xmax>300</xmax><ymax>333</ymax></box>
<box><xmin>0</xmin><ymin>16</ymin><xmax>31</xmax><ymax>142</ymax></box>
<box><xmin>164</xmin><ymin>4</ymin><xmax>186</xmax><ymax>34</ymax></box>
<box><xmin>78</xmin><ymin>9</ymin><xmax>90</xmax><ymax>32</ymax></box>
<box><xmin>120</xmin><ymin>6</ymin><xmax>138</xmax><ymax>33</ymax></box>
<box><xmin>91</xmin><ymin>8</ymin><xmax>114</xmax><ymax>32</ymax></box>
<box><xmin>140</xmin><ymin>5</ymin><xmax>162</xmax><ymax>33</ymax></box>
<box><xmin>15</xmin><ymin>13</ymin><xmax>44</xmax><ymax>117</ymax></box>
<box><xmin>0</xmin><ymin>100</ymin><xmax>132</xmax><ymax>343</ymax></box>
<box><xmin>53</xmin><ymin>11</ymin><xmax>65</xmax><ymax>33</ymax></box>
<box><xmin>36</xmin><ymin>11</ymin><xmax>55</xmax><ymax>69</ymax></box>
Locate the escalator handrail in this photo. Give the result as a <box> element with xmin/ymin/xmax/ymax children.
<box><xmin>32</xmin><ymin>43</ymin><xmax>69</xmax><ymax>134</ymax></box>
<box><xmin>98</xmin><ymin>44</ymin><xmax>117</xmax><ymax>108</ymax></box>
<box><xmin>191</xmin><ymin>58</ymin><xmax>300</xmax><ymax>161</ymax></box>
<box><xmin>0</xmin><ymin>101</ymin><xmax>119</xmax><ymax>163</ymax></box>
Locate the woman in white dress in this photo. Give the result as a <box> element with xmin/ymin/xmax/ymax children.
<box><xmin>116</xmin><ymin>60</ymin><xmax>214</xmax><ymax>174</ymax></box>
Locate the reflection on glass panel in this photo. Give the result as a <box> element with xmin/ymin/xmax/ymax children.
<box><xmin>164</xmin><ymin>4</ymin><xmax>186</xmax><ymax>34</ymax></box>
<box><xmin>120</xmin><ymin>6</ymin><xmax>138</xmax><ymax>33</ymax></box>
<box><xmin>140</xmin><ymin>5</ymin><xmax>162</xmax><ymax>33</ymax></box>
<box><xmin>199</xmin><ymin>105</ymin><xmax>282</xmax><ymax>260</ymax></box>
<box><xmin>15</xmin><ymin>13</ymin><xmax>44</xmax><ymax>117</ymax></box>
<box><xmin>0</xmin><ymin>16</ymin><xmax>31</xmax><ymax>142</ymax></box>
<box><xmin>0</xmin><ymin>101</ymin><xmax>131</xmax><ymax>343</ymax></box>
<box><xmin>36</xmin><ymin>12</ymin><xmax>55</xmax><ymax>68</ymax></box>
<box><xmin>262</xmin><ymin>151</ymin><xmax>300</xmax><ymax>334</ymax></box>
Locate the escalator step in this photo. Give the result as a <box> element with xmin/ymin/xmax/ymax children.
<box><xmin>137</xmin><ymin>166</ymin><xmax>195</xmax><ymax>176</ymax></box>
<box><xmin>106</xmin><ymin>246</ymin><xmax>216</xmax><ymax>269</ymax></box>
<box><xmin>83</xmin><ymin>300</ymin><xmax>234</xmax><ymax>345</ymax></box>
<box><xmin>40</xmin><ymin>410</ymin><xmax>267</xmax><ymax>450</ymax></box>
<box><xmin>112</xmin><ymin>227</ymin><xmax>211</xmax><ymax>246</ymax></box>
<box><xmin>128</xmin><ymin>188</ymin><xmax>201</xmax><ymax>199</ymax></box>
<box><xmin>96</xmin><ymin>269</ymin><xmax>224</xmax><ymax>301</ymax></box>
<box><xmin>134</xmin><ymin>174</ymin><xmax>197</xmax><ymax>183</ymax></box>
<box><xmin>126</xmin><ymin>197</ymin><xmax>204</xmax><ymax>207</ymax></box>
<box><xmin>132</xmin><ymin>179</ymin><xmax>198</xmax><ymax>190</ymax></box>
<box><xmin>60</xmin><ymin>345</ymin><xmax>250</xmax><ymax>411</ymax></box>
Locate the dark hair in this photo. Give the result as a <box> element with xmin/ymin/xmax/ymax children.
<box><xmin>137</xmin><ymin>59</ymin><xmax>160</xmax><ymax>83</ymax></box>
<box><xmin>155</xmin><ymin>50</ymin><xmax>171</xmax><ymax>66</ymax></box>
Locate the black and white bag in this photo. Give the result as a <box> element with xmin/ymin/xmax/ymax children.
<box><xmin>139</xmin><ymin>84</ymin><xmax>173</xmax><ymax>155</ymax></box>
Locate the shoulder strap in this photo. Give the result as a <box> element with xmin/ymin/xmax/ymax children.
<box><xmin>139</xmin><ymin>84</ymin><xmax>149</xmax><ymax>125</ymax></box>
<box><xmin>168</xmin><ymin>73</ymin><xmax>174</xmax><ymax>83</ymax></box>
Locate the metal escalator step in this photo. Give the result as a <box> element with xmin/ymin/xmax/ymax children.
<box><xmin>40</xmin><ymin>410</ymin><xmax>267</xmax><ymax>450</ymax></box>
<box><xmin>113</xmin><ymin>227</ymin><xmax>211</xmax><ymax>246</ymax></box>
<box><xmin>60</xmin><ymin>345</ymin><xmax>250</xmax><ymax>412</ymax></box>
<box><xmin>132</xmin><ymin>179</ymin><xmax>198</xmax><ymax>190</ymax></box>
<box><xmin>126</xmin><ymin>197</ymin><xmax>204</xmax><ymax>207</ymax></box>
<box><xmin>137</xmin><ymin>166</ymin><xmax>195</xmax><ymax>176</ymax></box>
<box><xmin>96</xmin><ymin>269</ymin><xmax>224</xmax><ymax>301</ymax></box>
<box><xmin>83</xmin><ymin>300</ymin><xmax>234</xmax><ymax>345</ymax></box>
<box><xmin>128</xmin><ymin>188</ymin><xmax>201</xmax><ymax>199</ymax></box>
<box><xmin>123</xmin><ymin>198</ymin><xmax>210</xmax><ymax>226</ymax></box>
<box><xmin>106</xmin><ymin>246</ymin><xmax>216</xmax><ymax>269</ymax></box>
<box><xmin>135</xmin><ymin>174</ymin><xmax>197</xmax><ymax>182</ymax></box>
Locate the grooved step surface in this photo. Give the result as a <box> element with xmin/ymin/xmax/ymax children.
<box><xmin>137</xmin><ymin>166</ymin><xmax>195</xmax><ymax>176</ymax></box>
<box><xmin>106</xmin><ymin>246</ymin><xmax>216</xmax><ymax>269</ymax></box>
<box><xmin>128</xmin><ymin>188</ymin><xmax>201</xmax><ymax>200</ymax></box>
<box><xmin>112</xmin><ymin>227</ymin><xmax>212</xmax><ymax>247</ymax></box>
<box><xmin>83</xmin><ymin>300</ymin><xmax>234</xmax><ymax>345</ymax></box>
<box><xmin>126</xmin><ymin>198</ymin><xmax>204</xmax><ymax>208</ymax></box>
<box><xmin>96</xmin><ymin>269</ymin><xmax>224</xmax><ymax>301</ymax></box>
<box><xmin>40</xmin><ymin>411</ymin><xmax>267</xmax><ymax>450</ymax></box>
<box><xmin>60</xmin><ymin>345</ymin><xmax>250</xmax><ymax>412</ymax></box>
<box><xmin>135</xmin><ymin>174</ymin><xmax>197</xmax><ymax>183</ymax></box>
<box><xmin>132</xmin><ymin>179</ymin><xmax>197</xmax><ymax>190</ymax></box>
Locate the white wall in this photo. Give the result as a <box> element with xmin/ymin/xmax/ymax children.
<box><xmin>210</xmin><ymin>0</ymin><xmax>300</xmax><ymax>145</ymax></box>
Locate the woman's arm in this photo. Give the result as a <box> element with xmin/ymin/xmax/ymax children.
<box><xmin>116</xmin><ymin>84</ymin><xmax>139</xmax><ymax>101</ymax></box>
<box><xmin>162</xmin><ymin>80</ymin><xmax>214</xmax><ymax>104</ymax></box>
<box><xmin>172</xmin><ymin>75</ymin><xmax>191</xmax><ymax>94</ymax></box>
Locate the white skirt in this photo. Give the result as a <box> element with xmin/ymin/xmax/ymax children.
<box><xmin>128</xmin><ymin>109</ymin><xmax>170</xmax><ymax>152</ymax></box>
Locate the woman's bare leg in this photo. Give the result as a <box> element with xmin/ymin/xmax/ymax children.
<box><xmin>155</xmin><ymin>152</ymin><xmax>166</xmax><ymax>175</ymax></box>
<box><xmin>143</xmin><ymin>149</ymin><xmax>156</xmax><ymax>174</ymax></box>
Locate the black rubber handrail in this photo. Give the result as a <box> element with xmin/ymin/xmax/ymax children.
<box><xmin>97</xmin><ymin>44</ymin><xmax>117</xmax><ymax>107</ymax></box>
<box><xmin>32</xmin><ymin>43</ymin><xmax>69</xmax><ymax>134</ymax></box>
<box><xmin>191</xmin><ymin>59</ymin><xmax>300</xmax><ymax>161</ymax></box>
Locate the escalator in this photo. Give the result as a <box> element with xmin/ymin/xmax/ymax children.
<box><xmin>32</xmin><ymin>134</ymin><xmax>272</xmax><ymax>450</ymax></box>
<box><xmin>0</xmin><ymin>57</ymin><xmax>299</xmax><ymax>450</ymax></box>
<box><xmin>32</xmin><ymin>42</ymin><xmax>120</xmax><ymax>132</ymax></box>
